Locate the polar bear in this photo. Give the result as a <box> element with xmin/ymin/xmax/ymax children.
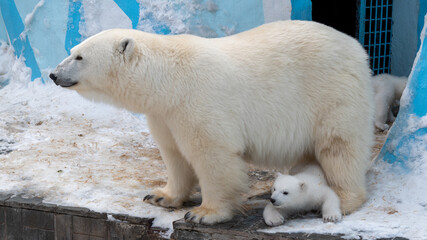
<box><xmin>263</xmin><ymin>164</ymin><xmax>342</xmax><ymax>226</ymax></box>
<box><xmin>372</xmin><ymin>74</ymin><xmax>407</xmax><ymax>131</ymax></box>
<box><xmin>49</xmin><ymin>20</ymin><xmax>374</xmax><ymax>225</ymax></box>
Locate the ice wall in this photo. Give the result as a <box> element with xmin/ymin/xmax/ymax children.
<box><xmin>0</xmin><ymin>0</ymin><xmax>311</xmax><ymax>82</ymax></box>
<box><xmin>378</xmin><ymin>14</ymin><xmax>427</xmax><ymax>170</ymax></box>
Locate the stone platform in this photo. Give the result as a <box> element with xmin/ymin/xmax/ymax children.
<box><xmin>0</xmin><ymin>193</ymin><xmax>408</xmax><ymax>240</ymax></box>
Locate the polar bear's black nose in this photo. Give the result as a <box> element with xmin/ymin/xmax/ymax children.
<box><xmin>270</xmin><ymin>198</ymin><xmax>276</xmax><ymax>204</ymax></box>
<box><xmin>49</xmin><ymin>73</ymin><xmax>57</xmax><ymax>81</ymax></box>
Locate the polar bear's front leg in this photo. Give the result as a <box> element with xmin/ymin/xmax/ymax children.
<box><xmin>263</xmin><ymin>202</ymin><xmax>285</xmax><ymax>226</ymax></box>
<box><xmin>144</xmin><ymin>116</ymin><xmax>197</xmax><ymax>208</ymax></box>
<box><xmin>184</xmin><ymin>149</ymin><xmax>248</xmax><ymax>224</ymax></box>
<box><xmin>143</xmin><ymin>147</ymin><xmax>196</xmax><ymax>208</ymax></box>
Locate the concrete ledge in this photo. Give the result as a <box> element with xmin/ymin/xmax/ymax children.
<box><xmin>0</xmin><ymin>194</ymin><xmax>163</xmax><ymax>240</ymax></box>
<box><xmin>0</xmin><ymin>193</ymin><xmax>410</xmax><ymax>240</ymax></box>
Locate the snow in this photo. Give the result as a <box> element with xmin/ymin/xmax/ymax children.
<box><xmin>136</xmin><ymin>0</ymin><xmax>197</xmax><ymax>34</ymax></box>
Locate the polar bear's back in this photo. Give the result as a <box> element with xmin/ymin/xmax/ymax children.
<box><xmin>221</xmin><ymin>21</ymin><xmax>370</xmax><ymax>95</ymax></box>
<box><xmin>202</xmin><ymin>21</ymin><xmax>373</xmax><ymax>167</ymax></box>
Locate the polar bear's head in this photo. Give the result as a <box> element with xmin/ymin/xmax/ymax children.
<box><xmin>49</xmin><ymin>29</ymin><xmax>138</xmax><ymax>106</ymax></box>
<box><xmin>269</xmin><ymin>173</ymin><xmax>306</xmax><ymax>208</ymax></box>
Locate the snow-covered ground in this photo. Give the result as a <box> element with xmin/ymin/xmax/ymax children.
<box><xmin>1</xmin><ymin>40</ymin><xmax>427</xmax><ymax>239</ymax></box>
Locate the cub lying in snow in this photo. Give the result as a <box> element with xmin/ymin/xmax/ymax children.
<box><xmin>263</xmin><ymin>164</ymin><xmax>342</xmax><ymax>226</ymax></box>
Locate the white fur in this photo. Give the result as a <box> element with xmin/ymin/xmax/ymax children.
<box><xmin>51</xmin><ymin>20</ymin><xmax>374</xmax><ymax>224</ymax></box>
<box><xmin>263</xmin><ymin>164</ymin><xmax>342</xmax><ymax>226</ymax></box>
<box><xmin>372</xmin><ymin>74</ymin><xmax>407</xmax><ymax>131</ymax></box>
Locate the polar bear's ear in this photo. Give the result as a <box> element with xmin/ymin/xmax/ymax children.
<box><xmin>118</xmin><ymin>38</ymin><xmax>135</xmax><ymax>61</ymax></box>
<box><xmin>275</xmin><ymin>172</ymin><xmax>284</xmax><ymax>178</ymax></box>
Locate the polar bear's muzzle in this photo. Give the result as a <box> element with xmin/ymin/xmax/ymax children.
<box><xmin>49</xmin><ymin>73</ymin><xmax>78</xmax><ymax>88</ymax></box>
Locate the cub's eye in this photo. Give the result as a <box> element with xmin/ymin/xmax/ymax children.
<box><xmin>75</xmin><ymin>55</ymin><xmax>83</xmax><ymax>60</ymax></box>
<box><xmin>283</xmin><ymin>191</ymin><xmax>288</xmax><ymax>195</ymax></box>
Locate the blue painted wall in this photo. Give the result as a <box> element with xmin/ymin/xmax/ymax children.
<box><xmin>0</xmin><ymin>0</ymin><xmax>41</xmax><ymax>80</ymax></box>
<box><xmin>190</xmin><ymin>0</ymin><xmax>265</xmax><ymax>37</ymax></box>
<box><xmin>0</xmin><ymin>11</ymin><xmax>7</xmax><ymax>42</ymax></box>
<box><xmin>291</xmin><ymin>0</ymin><xmax>312</xmax><ymax>20</ymax></box>
<box><xmin>418</xmin><ymin>0</ymin><xmax>427</xmax><ymax>49</ymax></box>
<box><xmin>0</xmin><ymin>0</ymin><xmax>312</xmax><ymax>82</ymax></box>
<box><xmin>65</xmin><ymin>0</ymin><xmax>82</xmax><ymax>55</ymax></box>
<box><xmin>391</xmin><ymin>0</ymin><xmax>427</xmax><ymax>77</ymax></box>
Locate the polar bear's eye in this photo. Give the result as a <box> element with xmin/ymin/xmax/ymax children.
<box><xmin>283</xmin><ymin>191</ymin><xmax>288</xmax><ymax>195</ymax></box>
<box><xmin>75</xmin><ymin>55</ymin><xmax>83</xmax><ymax>60</ymax></box>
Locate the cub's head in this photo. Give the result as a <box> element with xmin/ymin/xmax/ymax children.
<box><xmin>270</xmin><ymin>172</ymin><xmax>306</xmax><ymax>208</ymax></box>
<box><xmin>49</xmin><ymin>29</ymin><xmax>137</xmax><ymax>103</ymax></box>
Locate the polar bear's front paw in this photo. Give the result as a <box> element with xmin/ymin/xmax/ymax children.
<box><xmin>184</xmin><ymin>206</ymin><xmax>233</xmax><ymax>225</ymax></box>
<box><xmin>322</xmin><ymin>211</ymin><xmax>342</xmax><ymax>223</ymax></box>
<box><xmin>143</xmin><ymin>188</ymin><xmax>183</xmax><ymax>208</ymax></box>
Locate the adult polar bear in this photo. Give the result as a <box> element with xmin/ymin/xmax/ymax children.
<box><xmin>50</xmin><ymin>21</ymin><xmax>374</xmax><ymax>225</ymax></box>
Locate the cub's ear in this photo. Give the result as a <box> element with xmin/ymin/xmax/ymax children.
<box><xmin>118</xmin><ymin>38</ymin><xmax>135</xmax><ymax>61</ymax></box>
<box><xmin>299</xmin><ymin>182</ymin><xmax>306</xmax><ymax>191</ymax></box>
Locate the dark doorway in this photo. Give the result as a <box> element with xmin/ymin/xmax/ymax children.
<box><xmin>311</xmin><ymin>0</ymin><xmax>358</xmax><ymax>38</ymax></box>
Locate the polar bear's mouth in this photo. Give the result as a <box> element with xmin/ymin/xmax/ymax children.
<box><xmin>58</xmin><ymin>81</ymin><xmax>78</xmax><ymax>88</ymax></box>
<box><xmin>49</xmin><ymin>73</ymin><xmax>78</xmax><ymax>88</ymax></box>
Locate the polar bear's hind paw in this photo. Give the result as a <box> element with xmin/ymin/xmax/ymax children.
<box><xmin>322</xmin><ymin>213</ymin><xmax>342</xmax><ymax>223</ymax></box>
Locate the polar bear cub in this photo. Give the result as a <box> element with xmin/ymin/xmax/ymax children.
<box><xmin>263</xmin><ymin>164</ymin><xmax>342</xmax><ymax>226</ymax></box>
<box><xmin>372</xmin><ymin>74</ymin><xmax>407</xmax><ymax>131</ymax></box>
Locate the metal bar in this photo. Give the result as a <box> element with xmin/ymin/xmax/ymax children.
<box><xmin>359</xmin><ymin>0</ymin><xmax>393</xmax><ymax>75</ymax></box>
<box><xmin>359</xmin><ymin>0</ymin><xmax>367</xmax><ymax>46</ymax></box>
<box><xmin>377</xmin><ymin>0</ymin><xmax>385</xmax><ymax>73</ymax></box>
<box><xmin>368</xmin><ymin>0</ymin><xmax>373</xmax><ymax>72</ymax></box>
<box><xmin>387</xmin><ymin>0</ymin><xmax>393</xmax><ymax>73</ymax></box>
<box><xmin>383</xmin><ymin>0</ymin><xmax>389</xmax><ymax>72</ymax></box>
<box><xmin>373</xmin><ymin>0</ymin><xmax>379</xmax><ymax>74</ymax></box>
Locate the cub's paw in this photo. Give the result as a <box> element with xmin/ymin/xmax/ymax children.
<box><xmin>143</xmin><ymin>188</ymin><xmax>183</xmax><ymax>208</ymax></box>
<box><xmin>263</xmin><ymin>211</ymin><xmax>285</xmax><ymax>226</ymax></box>
<box><xmin>184</xmin><ymin>206</ymin><xmax>233</xmax><ymax>225</ymax></box>
<box><xmin>263</xmin><ymin>204</ymin><xmax>285</xmax><ymax>226</ymax></box>
<box><xmin>375</xmin><ymin>122</ymin><xmax>390</xmax><ymax>131</ymax></box>
<box><xmin>322</xmin><ymin>212</ymin><xmax>342</xmax><ymax>223</ymax></box>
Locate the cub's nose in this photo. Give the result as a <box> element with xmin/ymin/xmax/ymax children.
<box><xmin>270</xmin><ymin>198</ymin><xmax>276</xmax><ymax>204</ymax></box>
<box><xmin>49</xmin><ymin>73</ymin><xmax>57</xmax><ymax>81</ymax></box>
